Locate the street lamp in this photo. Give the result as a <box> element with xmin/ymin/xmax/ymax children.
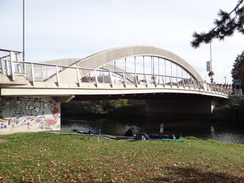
<box><xmin>23</xmin><ymin>0</ymin><xmax>26</xmax><ymax>61</ymax></box>
<box><xmin>207</xmin><ymin>42</ymin><xmax>214</xmax><ymax>84</ymax></box>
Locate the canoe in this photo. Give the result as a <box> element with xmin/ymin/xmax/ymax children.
<box><xmin>152</xmin><ymin>138</ymin><xmax>184</xmax><ymax>142</ymax></box>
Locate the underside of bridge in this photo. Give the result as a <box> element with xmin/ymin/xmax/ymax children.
<box><xmin>71</xmin><ymin>93</ymin><xmax>224</xmax><ymax>119</ymax></box>
<box><xmin>144</xmin><ymin>97</ymin><xmax>220</xmax><ymax>119</ymax></box>
<box><xmin>71</xmin><ymin>92</ymin><xmax>217</xmax><ymax>101</ymax></box>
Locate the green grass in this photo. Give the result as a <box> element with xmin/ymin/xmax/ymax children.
<box><xmin>0</xmin><ymin>132</ymin><xmax>243</xmax><ymax>183</ymax></box>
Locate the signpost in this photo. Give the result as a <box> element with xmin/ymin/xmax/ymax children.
<box><xmin>206</xmin><ymin>61</ymin><xmax>211</xmax><ymax>72</ymax></box>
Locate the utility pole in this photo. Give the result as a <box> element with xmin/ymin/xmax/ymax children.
<box><xmin>23</xmin><ymin>0</ymin><xmax>26</xmax><ymax>61</ymax></box>
<box><xmin>209</xmin><ymin>42</ymin><xmax>214</xmax><ymax>84</ymax></box>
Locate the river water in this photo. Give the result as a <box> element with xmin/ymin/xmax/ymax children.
<box><xmin>62</xmin><ymin>117</ymin><xmax>244</xmax><ymax>144</ymax></box>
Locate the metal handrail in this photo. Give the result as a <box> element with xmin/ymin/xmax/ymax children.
<box><xmin>0</xmin><ymin>60</ymin><xmax>231</xmax><ymax>97</ymax></box>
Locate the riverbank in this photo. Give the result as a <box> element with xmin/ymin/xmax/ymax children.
<box><xmin>0</xmin><ymin>132</ymin><xmax>243</xmax><ymax>182</ymax></box>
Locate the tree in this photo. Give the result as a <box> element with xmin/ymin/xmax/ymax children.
<box><xmin>231</xmin><ymin>51</ymin><xmax>244</xmax><ymax>90</ymax></box>
<box><xmin>61</xmin><ymin>99</ymin><xmax>128</xmax><ymax>116</ymax></box>
<box><xmin>191</xmin><ymin>0</ymin><xmax>244</xmax><ymax>48</ymax></box>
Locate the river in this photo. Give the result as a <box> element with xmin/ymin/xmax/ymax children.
<box><xmin>62</xmin><ymin>117</ymin><xmax>244</xmax><ymax>144</ymax></box>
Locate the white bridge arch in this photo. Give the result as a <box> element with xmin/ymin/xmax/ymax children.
<box><xmin>72</xmin><ymin>45</ymin><xmax>203</xmax><ymax>82</ymax></box>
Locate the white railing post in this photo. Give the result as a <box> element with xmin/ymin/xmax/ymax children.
<box><xmin>23</xmin><ymin>61</ymin><xmax>26</xmax><ymax>76</ymax></box>
<box><xmin>182</xmin><ymin>78</ymin><xmax>185</xmax><ymax>88</ymax></box>
<box><xmin>18</xmin><ymin>52</ymin><xmax>26</xmax><ymax>77</ymax></box>
<box><xmin>193</xmin><ymin>80</ymin><xmax>196</xmax><ymax>90</ymax></box>
<box><xmin>1</xmin><ymin>60</ymin><xmax>6</xmax><ymax>75</ymax></box>
<box><xmin>55</xmin><ymin>65</ymin><xmax>60</xmax><ymax>87</ymax></box>
<box><xmin>199</xmin><ymin>81</ymin><xmax>202</xmax><ymax>91</ymax></box>
<box><xmin>134</xmin><ymin>73</ymin><xmax>138</xmax><ymax>87</ymax></box>
<box><xmin>144</xmin><ymin>74</ymin><xmax>148</xmax><ymax>87</ymax></box>
<box><xmin>176</xmin><ymin>77</ymin><xmax>179</xmax><ymax>88</ymax></box>
<box><xmin>31</xmin><ymin>63</ymin><xmax>35</xmax><ymax>85</ymax></box>
<box><xmin>153</xmin><ymin>75</ymin><xmax>157</xmax><ymax>87</ymax></box>
<box><xmin>206</xmin><ymin>83</ymin><xmax>209</xmax><ymax>92</ymax></box>
<box><xmin>94</xmin><ymin>69</ymin><xmax>98</xmax><ymax>87</ymax></box>
<box><xmin>162</xmin><ymin>75</ymin><xmax>165</xmax><ymax>87</ymax></box>
<box><xmin>109</xmin><ymin>70</ymin><xmax>113</xmax><ymax>87</ymax></box>
<box><xmin>10</xmin><ymin>51</ymin><xmax>15</xmax><ymax>81</ymax></box>
<box><xmin>210</xmin><ymin>84</ymin><xmax>213</xmax><ymax>92</ymax></box>
<box><xmin>199</xmin><ymin>81</ymin><xmax>201</xmax><ymax>90</ymax></box>
<box><xmin>123</xmin><ymin>72</ymin><xmax>126</xmax><ymax>87</ymax></box>
<box><xmin>188</xmin><ymin>79</ymin><xmax>191</xmax><ymax>89</ymax></box>
<box><xmin>76</xmin><ymin>66</ymin><xmax>81</xmax><ymax>87</ymax></box>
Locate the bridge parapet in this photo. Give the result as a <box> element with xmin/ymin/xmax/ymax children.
<box><xmin>0</xmin><ymin>49</ymin><xmax>25</xmax><ymax>80</ymax></box>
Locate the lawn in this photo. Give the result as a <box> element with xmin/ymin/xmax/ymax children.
<box><xmin>0</xmin><ymin>132</ymin><xmax>243</xmax><ymax>182</ymax></box>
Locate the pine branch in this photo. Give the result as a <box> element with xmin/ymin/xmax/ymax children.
<box><xmin>191</xmin><ymin>0</ymin><xmax>244</xmax><ymax>48</ymax></box>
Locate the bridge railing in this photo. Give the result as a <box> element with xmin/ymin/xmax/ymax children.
<box><xmin>2</xmin><ymin>60</ymin><xmax>231</xmax><ymax>96</ymax></box>
<box><xmin>0</xmin><ymin>49</ymin><xmax>24</xmax><ymax>80</ymax></box>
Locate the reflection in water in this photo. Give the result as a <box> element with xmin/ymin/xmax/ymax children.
<box><xmin>210</xmin><ymin>132</ymin><xmax>244</xmax><ymax>144</ymax></box>
<box><xmin>210</xmin><ymin>126</ymin><xmax>215</xmax><ymax>134</ymax></box>
<box><xmin>62</xmin><ymin>118</ymin><xmax>244</xmax><ymax>144</ymax></box>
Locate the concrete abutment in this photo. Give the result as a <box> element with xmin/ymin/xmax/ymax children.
<box><xmin>0</xmin><ymin>96</ymin><xmax>61</xmax><ymax>135</ymax></box>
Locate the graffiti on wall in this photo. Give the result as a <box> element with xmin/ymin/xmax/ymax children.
<box><xmin>0</xmin><ymin>97</ymin><xmax>60</xmax><ymax>132</ymax></box>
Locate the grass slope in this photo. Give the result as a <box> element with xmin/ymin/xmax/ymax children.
<box><xmin>0</xmin><ymin>133</ymin><xmax>243</xmax><ymax>182</ymax></box>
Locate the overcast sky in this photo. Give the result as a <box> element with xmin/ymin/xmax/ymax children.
<box><xmin>0</xmin><ymin>0</ymin><xmax>243</xmax><ymax>84</ymax></box>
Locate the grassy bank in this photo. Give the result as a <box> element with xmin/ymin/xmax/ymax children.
<box><xmin>0</xmin><ymin>132</ymin><xmax>243</xmax><ymax>182</ymax></box>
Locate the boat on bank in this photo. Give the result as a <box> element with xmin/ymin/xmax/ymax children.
<box><xmin>72</xmin><ymin>129</ymin><xmax>183</xmax><ymax>142</ymax></box>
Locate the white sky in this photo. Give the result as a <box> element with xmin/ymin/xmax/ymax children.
<box><xmin>0</xmin><ymin>0</ymin><xmax>243</xmax><ymax>84</ymax></box>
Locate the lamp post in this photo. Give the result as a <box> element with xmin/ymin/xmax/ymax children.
<box><xmin>23</xmin><ymin>0</ymin><xmax>26</xmax><ymax>61</ymax></box>
<box><xmin>207</xmin><ymin>42</ymin><xmax>214</xmax><ymax>84</ymax></box>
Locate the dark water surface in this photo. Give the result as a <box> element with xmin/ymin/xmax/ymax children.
<box><xmin>62</xmin><ymin>117</ymin><xmax>244</xmax><ymax>144</ymax></box>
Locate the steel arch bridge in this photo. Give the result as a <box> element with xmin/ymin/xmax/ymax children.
<box><xmin>0</xmin><ymin>46</ymin><xmax>231</xmax><ymax>134</ymax></box>
<box><xmin>0</xmin><ymin>46</ymin><xmax>230</xmax><ymax>100</ymax></box>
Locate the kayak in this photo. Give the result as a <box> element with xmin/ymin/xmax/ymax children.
<box><xmin>152</xmin><ymin>138</ymin><xmax>184</xmax><ymax>142</ymax></box>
